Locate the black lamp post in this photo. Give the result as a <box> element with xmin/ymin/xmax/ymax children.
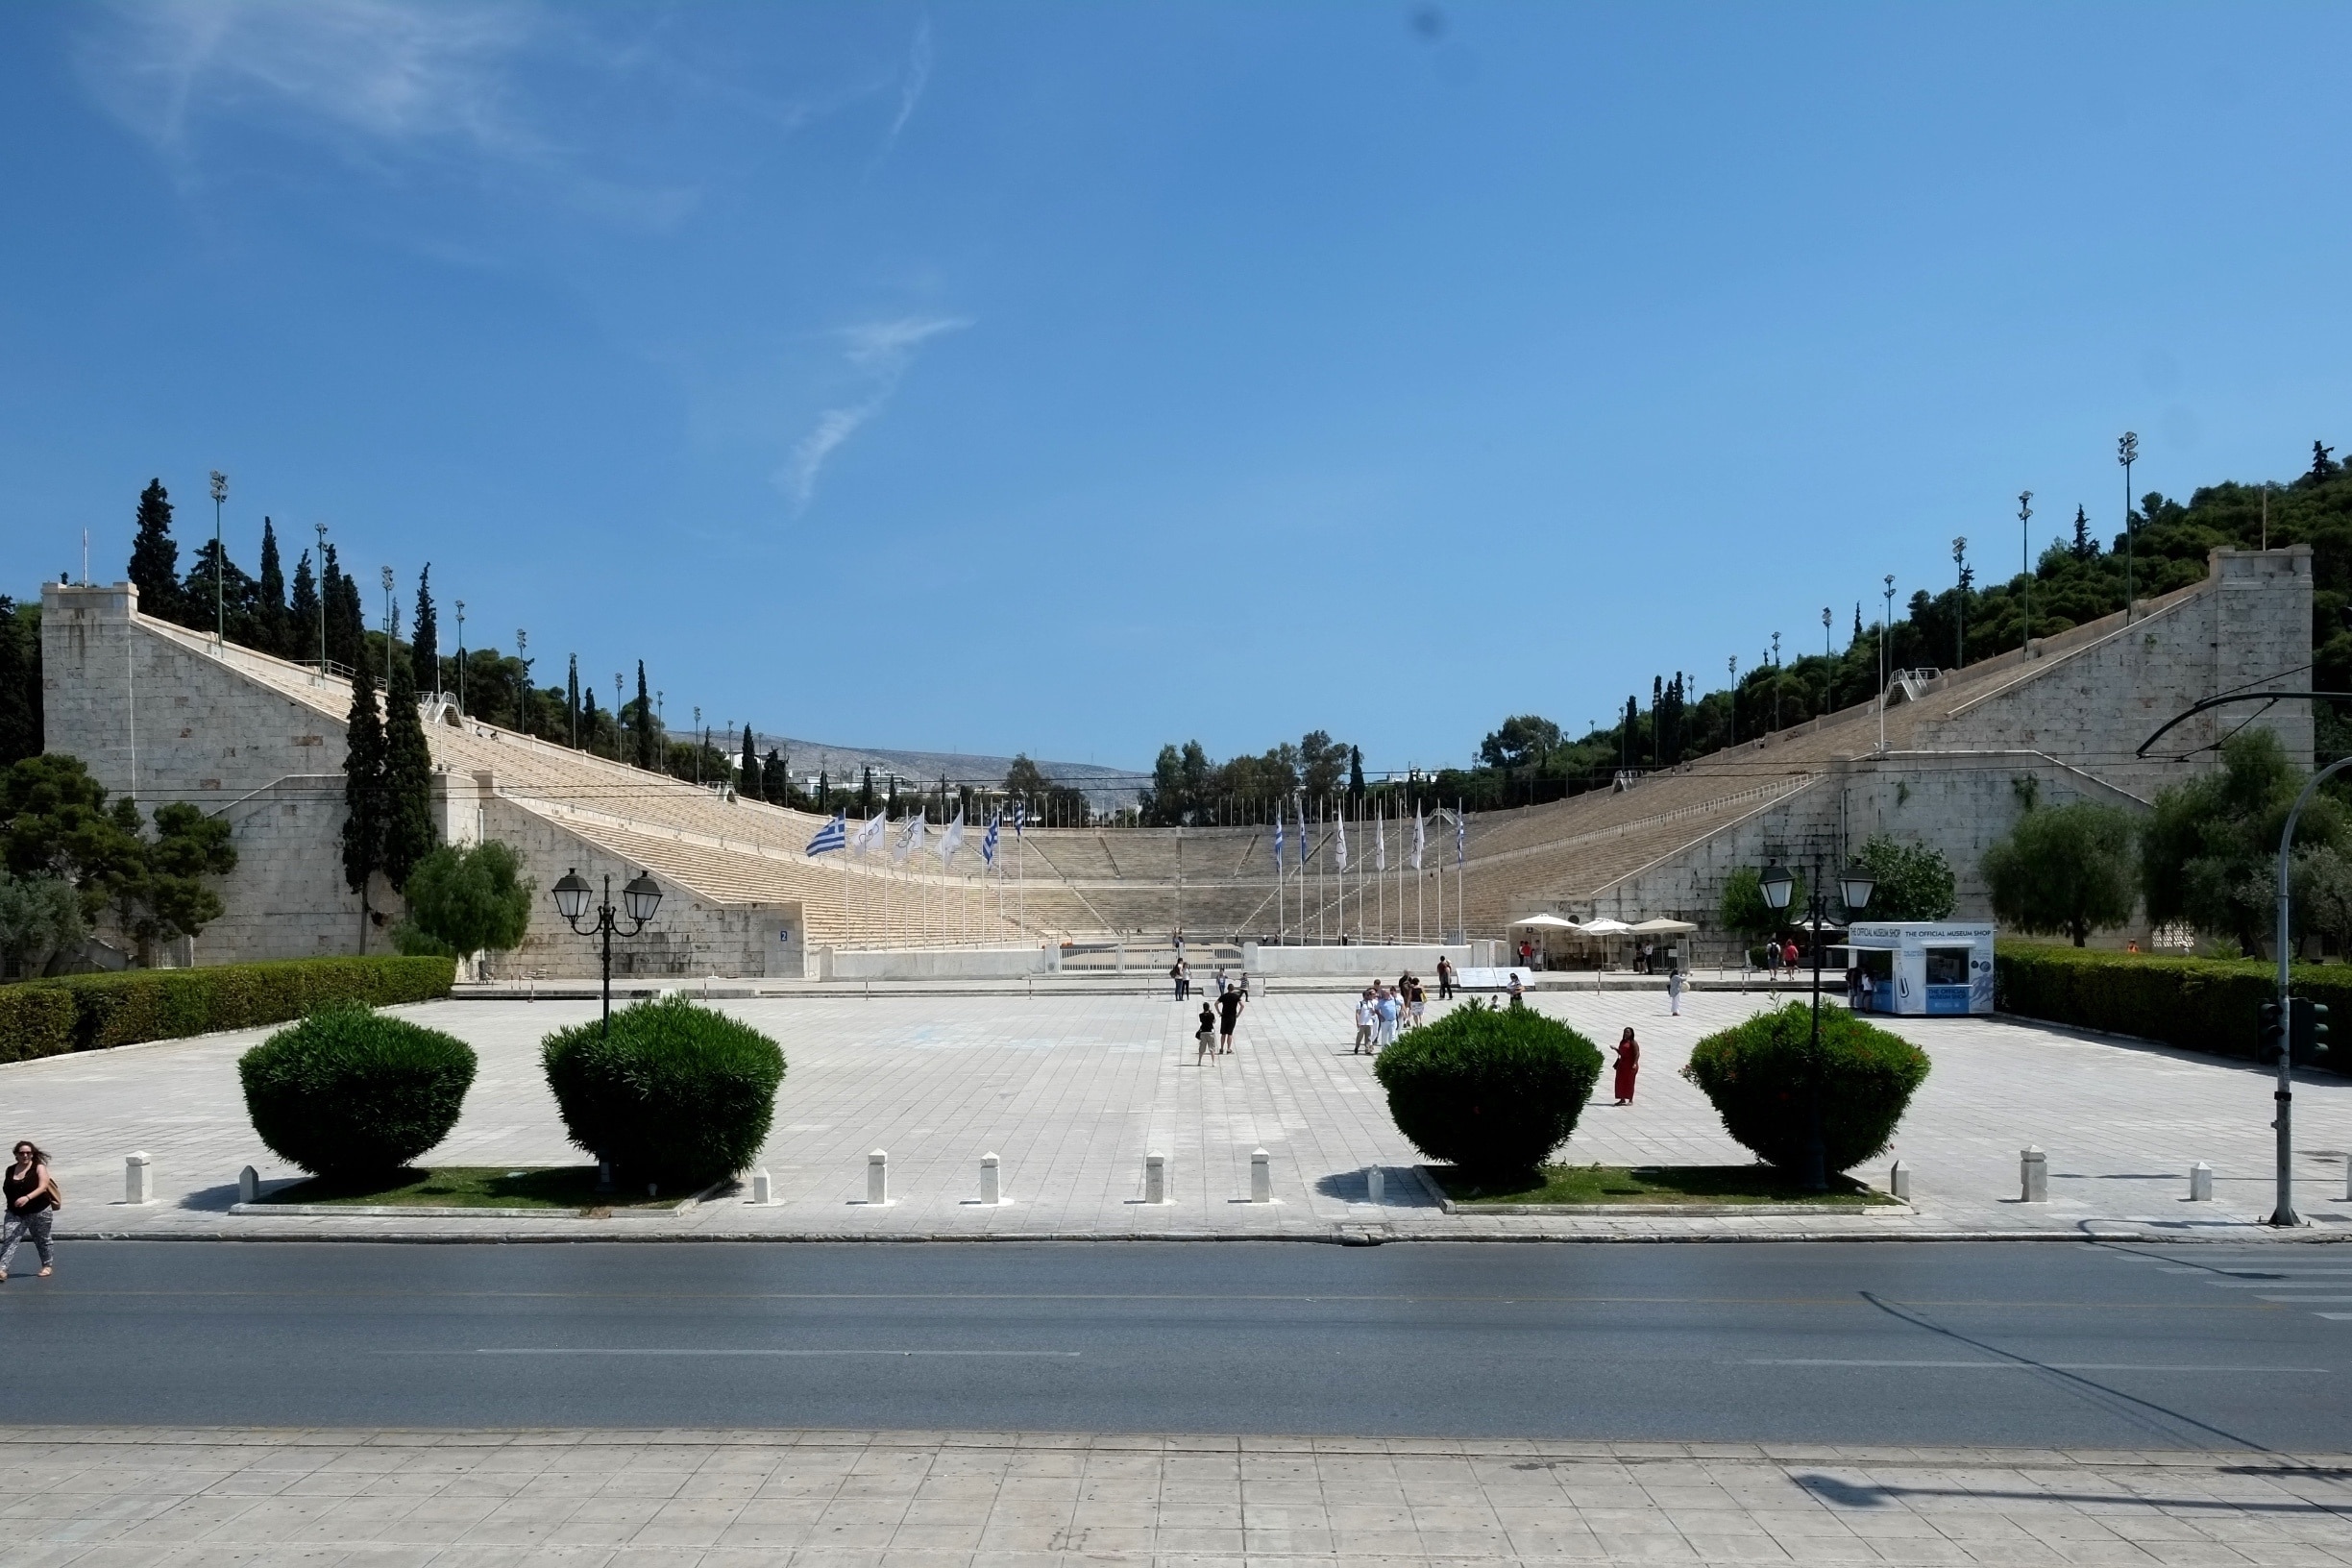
<box><xmin>551</xmin><ymin>868</ymin><xmax>664</xmax><ymax>1037</ymax></box>
<box><xmin>1758</xmin><ymin>856</ymin><xmax>1874</xmax><ymax>1191</ymax></box>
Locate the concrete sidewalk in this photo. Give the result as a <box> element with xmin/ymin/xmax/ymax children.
<box><xmin>4</xmin><ymin>1425</ymin><xmax>2346</xmax><ymax>1568</ymax></box>
<box><xmin>10</xmin><ymin>990</ymin><xmax>2350</xmax><ymax>1244</ymax></box>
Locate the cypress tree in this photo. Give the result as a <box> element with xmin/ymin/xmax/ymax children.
<box><xmin>323</xmin><ymin>545</ymin><xmax>365</xmax><ymax>672</ymax></box>
<box><xmin>739</xmin><ymin>725</ymin><xmax>759</xmax><ymax>798</ymax></box>
<box><xmin>887</xmin><ymin>775</ymin><xmax>898</xmax><ymax>815</ymax></box>
<box><xmin>341</xmin><ymin>647</ymin><xmax>387</xmax><ymax>944</ymax></box>
<box><xmin>858</xmin><ymin>766</ymin><xmax>874</xmax><ymax>815</ymax></box>
<box><xmin>764</xmin><ymin>747</ymin><xmax>789</xmax><ymax>806</ymax></box>
<box><xmin>127</xmin><ymin>479</ymin><xmax>180</xmax><ymax>621</ymax></box>
<box><xmin>411</xmin><ymin>565</ymin><xmax>439</xmax><ymax>695</ymax></box>
<box><xmin>566</xmin><ymin>654</ymin><xmax>579</xmax><ymax>747</ymax></box>
<box><xmin>818</xmin><ymin>769</ymin><xmax>829</xmax><ymax>810</ymax></box>
<box><xmin>288</xmin><ymin>551</ymin><xmax>320</xmax><ymax>664</ymax></box>
<box><xmin>1348</xmin><ymin>746</ymin><xmax>1365</xmax><ymax>801</ymax></box>
<box><xmin>0</xmin><ymin>598</ymin><xmax>40</xmax><ymax>768</ymax></box>
<box><xmin>256</xmin><ymin>519</ymin><xmax>286</xmax><ymax>655</ymax></box>
<box><xmin>632</xmin><ymin>662</ymin><xmax>655</xmax><ymax>770</ymax></box>
<box><xmin>380</xmin><ymin>650</ymin><xmax>436</xmax><ymax>890</ymax></box>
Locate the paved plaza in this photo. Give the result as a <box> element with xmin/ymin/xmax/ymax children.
<box><xmin>9</xmin><ymin>985</ymin><xmax>2348</xmax><ymax>1242</ymax></box>
<box><xmin>4</xmin><ymin>1426</ymin><xmax>2348</xmax><ymax>1568</ymax></box>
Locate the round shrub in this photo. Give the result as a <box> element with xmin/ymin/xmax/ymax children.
<box><xmin>1372</xmin><ymin>999</ymin><xmax>1603</xmax><ymax>1178</ymax></box>
<box><xmin>238</xmin><ymin>1005</ymin><xmax>478</xmax><ymax>1178</ymax></box>
<box><xmin>1680</xmin><ymin>1002</ymin><xmax>1931</xmax><ymax>1172</ymax></box>
<box><xmin>541</xmin><ymin>995</ymin><xmax>785</xmax><ymax>1188</ymax></box>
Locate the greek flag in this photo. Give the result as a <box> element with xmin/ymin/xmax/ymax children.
<box><xmin>805</xmin><ymin>812</ymin><xmax>847</xmax><ymax>856</ymax></box>
<box><xmin>851</xmin><ymin>812</ymin><xmax>889</xmax><ymax>854</ymax></box>
<box><xmin>1456</xmin><ymin>806</ymin><xmax>1466</xmax><ymax>867</ymax></box>
<box><xmin>1272</xmin><ymin>805</ymin><xmax>1284</xmax><ymax>874</ymax></box>
<box><xmin>981</xmin><ymin>811</ymin><xmax>1000</xmax><ymax>869</ymax></box>
<box><xmin>1013</xmin><ymin>800</ymin><xmax>1027</xmax><ymax>838</ymax></box>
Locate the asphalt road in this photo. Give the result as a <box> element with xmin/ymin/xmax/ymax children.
<box><xmin>2</xmin><ymin>1240</ymin><xmax>2344</xmax><ymax>1449</ymax></box>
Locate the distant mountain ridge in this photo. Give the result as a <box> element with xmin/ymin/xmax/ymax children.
<box><xmin>751</xmin><ymin>735</ymin><xmax>1148</xmax><ymax>809</ymax></box>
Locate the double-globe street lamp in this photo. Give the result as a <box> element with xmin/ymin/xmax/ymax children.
<box><xmin>551</xmin><ymin>868</ymin><xmax>663</xmax><ymax>1038</ymax></box>
<box><xmin>1757</xmin><ymin>857</ymin><xmax>1875</xmax><ymax>1192</ymax></box>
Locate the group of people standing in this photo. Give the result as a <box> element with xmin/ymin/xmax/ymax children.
<box><xmin>1350</xmin><ymin>974</ymin><xmax>1428</xmax><ymax>1054</ymax></box>
<box><xmin>1192</xmin><ymin>971</ymin><xmax>1249</xmax><ymax>1062</ymax></box>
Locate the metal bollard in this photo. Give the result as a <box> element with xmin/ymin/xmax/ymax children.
<box><xmin>2020</xmin><ymin>1146</ymin><xmax>2047</xmax><ymax>1203</ymax></box>
<box><xmin>1888</xmin><ymin>1159</ymin><xmax>1909</xmax><ymax>1203</ymax></box>
<box><xmin>980</xmin><ymin>1153</ymin><xmax>1001</xmax><ymax>1206</ymax></box>
<box><xmin>1143</xmin><ymin>1152</ymin><xmax>1167</xmax><ymax>1205</ymax></box>
<box><xmin>237</xmin><ymin>1165</ymin><xmax>259</xmax><ymax>1204</ymax></box>
<box><xmin>750</xmin><ymin>1168</ymin><xmax>772</xmax><ymax>1205</ymax></box>
<box><xmin>1366</xmin><ymin>1165</ymin><xmax>1384</xmax><ymax>1206</ymax></box>
<box><xmin>1250</xmin><ymin>1148</ymin><xmax>1272</xmax><ymax>1203</ymax></box>
<box><xmin>125</xmin><ymin>1152</ymin><xmax>152</xmax><ymax>1206</ymax></box>
<box><xmin>2189</xmin><ymin>1162</ymin><xmax>2213</xmax><ymax>1202</ymax></box>
<box><xmin>868</xmin><ymin>1149</ymin><xmax>890</xmax><ymax>1205</ymax></box>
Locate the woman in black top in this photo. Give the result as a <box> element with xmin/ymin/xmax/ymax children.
<box><xmin>1</xmin><ymin>1140</ymin><xmax>61</xmax><ymax>1280</ymax></box>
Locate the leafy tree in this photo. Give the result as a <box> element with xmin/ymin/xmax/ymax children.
<box><xmin>127</xmin><ymin>478</ymin><xmax>180</xmax><ymax>621</ymax></box>
<box><xmin>2143</xmin><ymin>729</ymin><xmax>2340</xmax><ymax>955</ymax></box>
<box><xmin>0</xmin><ymin>753</ymin><xmax>148</xmax><ymax>920</ymax></box>
<box><xmin>256</xmin><ymin>519</ymin><xmax>286</xmax><ymax>655</ymax></box>
<box><xmin>411</xmin><ymin>565</ymin><xmax>439</xmax><ymax>695</ymax></box>
<box><xmin>1849</xmin><ymin>836</ymin><xmax>1957</xmax><ymax>920</ymax></box>
<box><xmin>342</xmin><ymin>649</ymin><xmax>387</xmax><ymax>940</ymax></box>
<box><xmin>288</xmin><ymin>550</ymin><xmax>320</xmax><ymax>663</ymax></box>
<box><xmin>380</xmin><ymin>651</ymin><xmax>436</xmax><ymax>890</ymax></box>
<box><xmin>0</xmin><ymin>598</ymin><xmax>40</xmax><ymax>767</ymax></box>
<box><xmin>395</xmin><ymin>841</ymin><xmax>532</xmax><ymax>965</ymax></box>
<box><xmin>1299</xmin><ymin>730</ymin><xmax>1347</xmax><ymax>799</ymax></box>
<box><xmin>764</xmin><ymin>748</ymin><xmax>792</xmax><ymax>807</ymax></box>
<box><xmin>1719</xmin><ymin>864</ymin><xmax>1802</xmax><ymax>941</ymax></box>
<box><xmin>126</xmin><ymin>801</ymin><xmax>236</xmax><ymax>950</ymax></box>
<box><xmin>1479</xmin><ymin>716</ymin><xmax>1563</xmax><ymax>771</ymax></box>
<box><xmin>182</xmin><ymin>537</ymin><xmax>256</xmax><ymax>643</ymax></box>
<box><xmin>1983</xmin><ymin>802</ymin><xmax>2138</xmax><ymax>945</ymax></box>
<box><xmin>1004</xmin><ymin>753</ymin><xmax>1048</xmax><ymax>801</ymax></box>
<box><xmin>632</xmin><ymin>662</ymin><xmax>654</xmax><ymax>770</ymax></box>
<box><xmin>0</xmin><ymin>870</ymin><xmax>86</xmax><ymax>978</ymax></box>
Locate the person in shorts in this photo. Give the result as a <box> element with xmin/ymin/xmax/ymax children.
<box><xmin>1216</xmin><ymin>986</ymin><xmax>1246</xmax><ymax>1054</ymax></box>
<box><xmin>1195</xmin><ymin>1002</ymin><xmax>1217</xmax><ymax>1064</ymax></box>
<box><xmin>1353</xmin><ymin>991</ymin><xmax>1376</xmax><ymax>1054</ymax></box>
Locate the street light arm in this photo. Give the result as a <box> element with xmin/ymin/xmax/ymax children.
<box><xmin>2134</xmin><ymin>687</ymin><xmax>2346</xmax><ymax>758</ymax></box>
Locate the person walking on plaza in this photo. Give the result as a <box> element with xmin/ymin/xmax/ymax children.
<box><xmin>1353</xmin><ymin>990</ymin><xmax>1376</xmax><ymax>1054</ymax></box>
<box><xmin>1213</xmin><ymin>966</ymin><xmax>1229</xmax><ymax>997</ymax></box>
<box><xmin>1216</xmin><ymin>985</ymin><xmax>1246</xmax><ymax>1055</ymax></box>
<box><xmin>1507</xmin><ymin>971</ymin><xmax>1525</xmax><ymax>1007</ymax></box>
<box><xmin>1611</xmin><ymin>1028</ymin><xmax>1641</xmax><ymax>1105</ymax></box>
<box><xmin>0</xmin><ymin>1140</ymin><xmax>61</xmax><ymax>1280</ymax></box>
<box><xmin>1171</xmin><ymin>959</ymin><xmax>1188</xmax><ymax>1001</ymax></box>
<box><xmin>1195</xmin><ymin>1002</ymin><xmax>1217</xmax><ymax>1064</ymax></box>
<box><xmin>1407</xmin><ymin>974</ymin><xmax>1426</xmax><ymax>1026</ymax></box>
<box><xmin>1376</xmin><ymin>988</ymin><xmax>1401</xmax><ymax>1050</ymax></box>
<box><xmin>1435</xmin><ymin>955</ymin><xmax>1454</xmax><ymax>999</ymax></box>
<box><xmin>1782</xmin><ymin>937</ymin><xmax>1800</xmax><ymax>976</ymax></box>
<box><xmin>1666</xmin><ymin>965</ymin><xmax>1685</xmax><ymax>1017</ymax></box>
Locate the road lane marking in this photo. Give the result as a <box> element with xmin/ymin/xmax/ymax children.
<box><xmin>1746</xmin><ymin>1360</ymin><xmax>2329</xmax><ymax>1372</ymax></box>
<box><xmin>2254</xmin><ymin>1296</ymin><xmax>2352</xmax><ymax>1304</ymax></box>
<box><xmin>378</xmin><ymin>1349</ymin><xmax>1083</xmax><ymax>1358</ymax></box>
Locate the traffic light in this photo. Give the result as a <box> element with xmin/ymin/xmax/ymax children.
<box><xmin>2260</xmin><ymin>999</ymin><xmax>2286</xmax><ymax>1064</ymax></box>
<box><xmin>2291</xmin><ymin>996</ymin><xmax>2331</xmax><ymax>1062</ymax></box>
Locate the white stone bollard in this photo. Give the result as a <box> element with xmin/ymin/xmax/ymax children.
<box><xmin>2020</xmin><ymin>1146</ymin><xmax>2047</xmax><ymax>1204</ymax></box>
<box><xmin>1888</xmin><ymin>1159</ymin><xmax>1910</xmax><ymax>1203</ymax></box>
<box><xmin>1366</xmin><ymin>1165</ymin><xmax>1385</xmax><ymax>1206</ymax></box>
<box><xmin>124</xmin><ymin>1152</ymin><xmax>152</xmax><ymax>1206</ymax></box>
<box><xmin>2189</xmin><ymin>1162</ymin><xmax>2213</xmax><ymax>1202</ymax></box>
<box><xmin>1250</xmin><ymin>1148</ymin><xmax>1272</xmax><ymax>1204</ymax></box>
<box><xmin>868</xmin><ymin>1149</ymin><xmax>890</xmax><ymax>1206</ymax></box>
<box><xmin>980</xmin><ymin>1153</ymin><xmax>1001</xmax><ymax>1206</ymax></box>
<box><xmin>237</xmin><ymin>1165</ymin><xmax>259</xmax><ymax>1204</ymax></box>
<box><xmin>750</xmin><ymin>1168</ymin><xmax>772</xmax><ymax>1205</ymax></box>
<box><xmin>1143</xmin><ymin>1152</ymin><xmax>1167</xmax><ymax>1205</ymax></box>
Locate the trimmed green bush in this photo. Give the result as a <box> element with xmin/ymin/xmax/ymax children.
<box><xmin>0</xmin><ymin>985</ymin><xmax>75</xmax><ymax>1063</ymax></box>
<box><xmin>39</xmin><ymin>955</ymin><xmax>454</xmax><ymax>1052</ymax></box>
<box><xmin>1681</xmin><ymin>1002</ymin><xmax>1931</xmax><ymax>1173</ymax></box>
<box><xmin>541</xmin><ymin>995</ymin><xmax>785</xmax><ymax>1188</ymax></box>
<box><xmin>1997</xmin><ymin>943</ymin><xmax>2343</xmax><ymax>1070</ymax></box>
<box><xmin>238</xmin><ymin>1005</ymin><xmax>478</xmax><ymax>1178</ymax></box>
<box><xmin>1372</xmin><ymin>999</ymin><xmax>1604</xmax><ymax>1178</ymax></box>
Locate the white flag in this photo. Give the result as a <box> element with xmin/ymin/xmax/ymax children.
<box><xmin>1375</xmin><ymin>803</ymin><xmax>1387</xmax><ymax>873</ymax></box>
<box><xmin>938</xmin><ymin>807</ymin><xmax>966</xmax><ymax>867</ymax></box>
<box><xmin>894</xmin><ymin>814</ymin><xmax>924</xmax><ymax>865</ymax></box>
<box><xmin>1335</xmin><ymin>807</ymin><xmax>1349</xmax><ymax>871</ymax></box>
<box><xmin>1411</xmin><ymin>810</ymin><xmax>1425</xmax><ymax>872</ymax></box>
<box><xmin>852</xmin><ymin>812</ymin><xmax>889</xmax><ymax>854</ymax></box>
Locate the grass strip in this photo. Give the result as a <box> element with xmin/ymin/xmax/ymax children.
<box><xmin>258</xmin><ymin>1165</ymin><xmax>685</xmax><ymax>1211</ymax></box>
<box><xmin>1432</xmin><ymin>1163</ymin><xmax>1885</xmax><ymax>1206</ymax></box>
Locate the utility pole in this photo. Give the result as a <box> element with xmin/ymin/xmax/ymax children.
<box><xmin>2119</xmin><ymin>430</ymin><xmax>2139</xmax><ymax>622</ymax></box>
<box><xmin>2019</xmin><ymin>491</ymin><xmax>2033</xmax><ymax>657</ymax></box>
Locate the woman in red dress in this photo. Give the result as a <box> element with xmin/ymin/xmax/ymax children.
<box><xmin>1611</xmin><ymin>1028</ymin><xmax>1640</xmax><ymax>1105</ymax></box>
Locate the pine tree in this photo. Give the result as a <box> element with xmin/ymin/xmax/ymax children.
<box><xmin>256</xmin><ymin>519</ymin><xmax>286</xmax><ymax>655</ymax></box>
<box><xmin>739</xmin><ymin>725</ymin><xmax>760</xmax><ymax>798</ymax></box>
<box><xmin>2071</xmin><ymin>503</ymin><xmax>2096</xmax><ymax>559</ymax></box>
<box><xmin>288</xmin><ymin>551</ymin><xmax>320</xmax><ymax>663</ymax></box>
<box><xmin>633</xmin><ymin>662</ymin><xmax>654</xmax><ymax>770</ymax></box>
<box><xmin>0</xmin><ymin>598</ymin><xmax>40</xmax><ymax>767</ymax></box>
<box><xmin>341</xmin><ymin>647</ymin><xmax>387</xmax><ymax>943</ymax></box>
<box><xmin>566</xmin><ymin>654</ymin><xmax>579</xmax><ymax>747</ymax></box>
<box><xmin>818</xmin><ymin>769</ymin><xmax>830</xmax><ymax>810</ymax></box>
<box><xmin>380</xmin><ymin>649</ymin><xmax>436</xmax><ymax>889</ymax></box>
<box><xmin>411</xmin><ymin>565</ymin><xmax>439</xmax><ymax>695</ymax></box>
<box><xmin>859</xmin><ymin>766</ymin><xmax>874</xmax><ymax>815</ymax></box>
<box><xmin>1348</xmin><ymin>746</ymin><xmax>1365</xmax><ymax>801</ymax></box>
<box><xmin>182</xmin><ymin>538</ymin><xmax>254</xmax><ymax>643</ymax></box>
<box><xmin>1852</xmin><ymin>601</ymin><xmax>1863</xmax><ymax>645</ymax></box>
<box><xmin>2312</xmin><ymin>441</ymin><xmax>2339</xmax><ymax>483</ymax></box>
<box><xmin>127</xmin><ymin>479</ymin><xmax>180</xmax><ymax>621</ymax></box>
<box><xmin>887</xmin><ymin>775</ymin><xmax>898</xmax><ymax>816</ymax></box>
<box><xmin>763</xmin><ymin>747</ymin><xmax>790</xmax><ymax>806</ymax></box>
<box><xmin>323</xmin><ymin>546</ymin><xmax>365</xmax><ymax>672</ymax></box>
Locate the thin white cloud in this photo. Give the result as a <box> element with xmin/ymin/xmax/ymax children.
<box><xmin>878</xmin><ymin>18</ymin><xmax>932</xmax><ymax>157</ymax></box>
<box><xmin>782</xmin><ymin>315</ymin><xmax>970</xmax><ymax>510</ymax></box>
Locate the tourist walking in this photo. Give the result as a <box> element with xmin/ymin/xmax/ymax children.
<box><xmin>1611</xmin><ymin>1029</ymin><xmax>1641</xmax><ymax>1105</ymax></box>
<box><xmin>1213</xmin><ymin>966</ymin><xmax>1229</xmax><ymax>997</ymax></box>
<box><xmin>1666</xmin><ymin>966</ymin><xmax>1685</xmax><ymax>1017</ymax></box>
<box><xmin>1435</xmin><ymin>956</ymin><xmax>1455</xmax><ymax>999</ymax></box>
<box><xmin>0</xmin><ymin>1140</ymin><xmax>60</xmax><ymax>1281</ymax></box>
<box><xmin>1353</xmin><ymin>991</ymin><xmax>1376</xmax><ymax>1055</ymax></box>
<box><xmin>1171</xmin><ymin>959</ymin><xmax>1188</xmax><ymax>1000</ymax></box>
<box><xmin>1782</xmin><ymin>937</ymin><xmax>1800</xmax><ymax>976</ymax></box>
<box><xmin>1407</xmin><ymin>974</ymin><xmax>1426</xmax><ymax>1026</ymax></box>
<box><xmin>1195</xmin><ymin>1002</ymin><xmax>1217</xmax><ymax>1064</ymax></box>
<box><xmin>1507</xmin><ymin>972</ymin><xmax>1525</xmax><ymax>1007</ymax></box>
<box><xmin>1216</xmin><ymin>986</ymin><xmax>1245</xmax><ymax>1054</ymax></box>
<box><xmin>1376</xmin><ymin>989</ymin><xmax>1401</xmax><ymax>1050</ymax></box>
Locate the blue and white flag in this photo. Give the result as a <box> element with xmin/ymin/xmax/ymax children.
<box><xmin>981</xmin><ymin>811</ymin><xmax>1000</xmax><ymax>869</ymax></box>
<box><xmin>1456</xmin><ymin>808</ymin><xmax>1466</xmax><ymax>867</ymax></box>
<box><xmin>1272</xmin><ymin>805</ymin><xmax>1285</xmax><ymax>874</ymax></box>
<box><xmin>805</xmin><ymin>812</ymin><xmax>847</xmax><ymax>856</ymax></box>
<box><xmin>851</xmin><ymin>812</ymin><xmax>889</xmax><ymax>854</ymax></box>
<box><xmin>1013</xmin><ymin>800</ymin><xmax>1027</xmax><ymax>838</ymax></box>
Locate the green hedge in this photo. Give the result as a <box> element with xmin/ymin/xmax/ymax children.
<box><xmin>0</xmin><ymin>987</ymin><xmax>75</xmax><ymax>1064</ymax></box>
<box><xmin>1682</xmin><ymin>1002</ymin><xmax>1931</xmax><ymax>1173</ymax></box>
<box><xmin>541</xmin><ymin>995</ymin><xmax>786</xmax><ymax>1189</ymax></box>
<box><xmin>7</xmin><ymin>956</ymin><xmax>455</xmax><ymax>1054</ymax></box>
<box><xmin>1372</xmin><ymin>999</ymin><xmax>1604</xmax><ymax>1179</ymax></box>
<box><xmin>1997</xmin><ymin>943</ymin><xmax>2343</xmax><ymax>1070</ymax></box>
<box><xmin>239</xmin><ymin>1006</ymin><xmax>478</xmax><ymax>1178</ymax></box>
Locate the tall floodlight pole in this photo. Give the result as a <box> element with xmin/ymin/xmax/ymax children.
<box><xmin>2119</xmin><ymin>431</ymin><xmax>2140</xmax><ymax>622</ymax></box>
<box><xmin>2019</xmin><ymin>491</ymin><xmax>2034</xmax><ymax>657</ymax></box>
<box><xmin>314</xmin><ymin>523</ymin><xmax>330</xmax><ymax>668</ymax></box>
<box><xmin>380</xmin><ymin>567</ymin><xmax>395</xmax><ymax>651</ymax></box>
<box><xmin>1878</xmin><ymin>575</ymin><xmax>1896</xmax><ymax>754</ymax></box>
<box><xmin>1950</xmin><ymin>538</ymin><xmax>1967</xmax><ymax>669</ymax></box>
<box><xmin>1821</xmin><ymin>607</ymin><xmax>1833</xmax><ymax>715</ymax></box>
<box><xmin>208</xmin><ymin>471</ymin><xmax>228</xmax><ymax>647</ymax></box>
<box><xmin>1727</xmin><ymin>655</ymin><xmax>1737</xmax><ymax>746</ymax></box>
<box><xmin>1772</xmin><ymin>631</ymin><xmax>1781</xmax><ymax>732</ymax></box>
<box><xmin>454</xmin><ymin>601</ymin><xmax>467</xmax><ymax>714</ymax></box>
<box><xmin>515</xmin><ymin>629</ymin><xmax>528</xmax><ymax>737</ymax></box>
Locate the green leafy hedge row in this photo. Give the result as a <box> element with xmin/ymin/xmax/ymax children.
<box><xmin>3</xmin><ymin>956</ymin><xmax>455</xmax><ymax>1055</ymax></box>
<box><xmin>1996</xmin><ymin>943</ymin><xmax>2344</xmax><ymax>1071</ymax></box>
<box><xmin>0</xmin><ymin>987</ymin><xmax>76</xmax><ymax>1064</ymax></box>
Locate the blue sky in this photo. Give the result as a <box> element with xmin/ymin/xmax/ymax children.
<box><xmin>5</xmin><ymin>2</ymin><xmax>2349</xmax><ymax>774</ymax></box>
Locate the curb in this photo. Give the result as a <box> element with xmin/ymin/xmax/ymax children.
<box><xmin>41</xmin><ymin>1224</ymin><xmax>2352</xmax><ymax>1245</ymax></box>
